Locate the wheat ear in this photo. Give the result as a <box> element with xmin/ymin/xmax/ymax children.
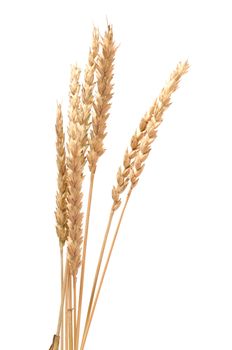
<box><xmin>66</xmin><ymin>64</ymin><xmax>86</xmax><ymax>350</ymax></box>
<box><xmin>80</xmin><ymin>60</ymin><xmax>189</xmax><ymax>350</ymax></box>
<box><xmin>75</xmin><ymin>27</ymin><xmax>100</xmax><ymax>350</ymax></box>
<box><xmin>55</xmin><ymin>103</ymin><xmax>67</xmax><ymax>350</ymax></box>
<box><xmin>87</xmin><ymin>24</ymin><xmax>117</xmax><ymax>173</ymax></box>
<box><xmin>55</xmin><ymin>103</ymin><xmax>68</xmax><ymax>247</ymax></box>
<box><xmin>81</xmin><ymin>27</ymin><xmax>100</xmax><ymax>144</ymax></box>
<box><xmin>130</xmin><ymin>60</ymin><xmax>189</xmax><ymax>187</ymax></box>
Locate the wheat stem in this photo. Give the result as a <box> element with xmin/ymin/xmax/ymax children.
<box><xmin>68</xmin><ymin>273</ymin><xmax>73</xmax><ymax>350</ymax></box>
<box><xmin>81</xmin><ymin>207</ymin><xmax>115</xmax><ymax>345</ymax></box>
<box><xmin>60</xmin><ymin>246</ymin><xmax>64</xmax><ymax>350</ymax></box>
<box><xmin>56</xmin><ymin>261</ymin><xmax>69</xmax><ymax>336</ymax></box>
<box><xmin>75</xmin><ymin>171</ymin><xmax>95</xmax><ymax>350</ymax></box>
<box><xmin>73</xmin><ymin>275</ymin><xmax>77</xmax><ymax>350</ymax></box>
<box><xmin>65</xmin><ymin>276</ymin><xmax>69</xmax><ymax>350</ymax></box>
<box><xmin>80</xmin><ymin>188</ymin><xmax>132</xmax><ymax>350</ymax></box>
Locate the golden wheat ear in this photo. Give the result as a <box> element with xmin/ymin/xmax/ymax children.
<box><xmin>55</xmin><ymin>103</ymin><xmax>68</xmax><ymax>246</ymax></box>
<box><xmin>66</xmin><ymin>63</ymin><xmax>86</xmax><ymax>350</ymax></box>
<box><xmin>66</xmin><ymin>64</ymin><xmax>84</xmax><ymax>276</ymax></box>
<box><xmin>131</xmin><ymin>60</ymin><xmax>189</xmax><ymax>187</ymax></box>
<box><xmin>87</xmin><ymin>24</ymin><xmax>117</xmax><ymax>173</ymax></box>
<box><xmin>81</xmin><ymin>27</ymin><xmax>100</xmax><ymax>150</ymax></box>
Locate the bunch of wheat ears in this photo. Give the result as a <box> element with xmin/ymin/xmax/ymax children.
<box><xmin>49</xmin><ymin>24</ymin><xmax>189</xmax><ymax>350</ymax></box>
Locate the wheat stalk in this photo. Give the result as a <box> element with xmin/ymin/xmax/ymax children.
<box><xmin>75</xmin><ymin>27</ymin><xmax>100</xmax><ymax>350</ymax></box>
<box><xmin>66</xmin><ymin>64</ymin><xmax>86</xmax><ymax>350</ymax></box>
<box><xmin>51</xmin><ymin>65</ymin><xmax>85</xmax><ymax>350</ymax></box>
<box><xmin>76</xmin><ymin>24</ymin><xmax>117</xmax><ymax>349</ymax></box>
<box><xmin>55</xmin><ymin>103</ymin><xmax>68</xmax><ymax>350</ymax></box>
<box><xmin>65</xmin><ymin>270</ymin><xmax>69</xmax><ymax>350</ymax></box>
<box><xmin>52</xmin><ymin>260</ymin><xmax>69</xmax><ymax>350</ymax></box>
<box><xmin>80</xmin><ymin>60</ymin><xmax>189</xmax><ymax>350</ymax></box>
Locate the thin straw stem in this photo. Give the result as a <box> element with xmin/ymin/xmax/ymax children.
<box><xmin>65</xmin><ymin>279</ymin><xmax>69</xmax><ymax>350</ymax></box>
<box><xmin>76</xmin><ymin>171</ymin><xmax>95</xmax><ymax>350</ymax></box>
<box><xmin>68</xmin><ymin>274</ymin><xmax>73</xmax><ymax>350</ymax></box>
<box><xmin>60</xmin><ymin>247</ymin><xmax>64</xmax><ymax>350</ymax></box>
<box><xmin>82</xmin><ymin>207</ymin><xmax>115</xmax><ymax>341</ymax></box>
<box><xmin>80</xmin><ymin>188</ymin><xmax>132</xmax><ymax>350</ymax></box>
<box><xmin>73</xmin><ymin>275</ymin><xmax>77</xmax><ymax>350</ymax></box>
<box><xmin>56</xmin><ymin>261</ymin><xmax>69</xmax><ymax>336</ymax></box>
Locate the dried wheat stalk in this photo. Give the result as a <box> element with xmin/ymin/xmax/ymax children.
<box><xmin>55</xmin><ymin>103</ymin><xmax>67</xmax><ymax>350</ymax></box>
<box><xmin>51</xmin><ymin>65</ymin><xmax>86</xmax><ymax>350</ymax></box>
<box><xmin>78</xmin><ymin>25</ymin><xmax>117</xmax><ymax>348</ymax></box>
<box><xmin>66</xmin><ymin>64</ymin><xmax>85</xmax><ymax>350</ymax></box>
<box><xmin>80</xmin><ymin>60</ymin><xmax>189</xmax><ymax>350</ymax></box>
<box><xmin>75</xmin><ymin>27</ymin><xmax>100</xmax><ymax>350</ymax></box>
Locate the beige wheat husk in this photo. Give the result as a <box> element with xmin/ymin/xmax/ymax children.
<box><xmin>49</xmin><ymin>23</ymin><xmax>189</xmax><ymax>350</ymax></box>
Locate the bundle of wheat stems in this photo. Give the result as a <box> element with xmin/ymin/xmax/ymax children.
<box><xmin>49</xmin><ymin>24</ymin><xmax>189</xmax><ymax>350</ymax></box>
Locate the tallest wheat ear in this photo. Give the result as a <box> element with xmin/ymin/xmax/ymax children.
<box><xmin>77</xmin><ymin>24</ymin><xmax>117</xmax><ymax>350</ymax></box>
<box><xmin>80</xmin><ymin>60</ymin><xmax>189</xmax><ymax>350</ymax></box>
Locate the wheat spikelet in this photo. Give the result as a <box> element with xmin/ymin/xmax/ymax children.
<box><xmin>81</xmin><ymin>27</ymin><xmax>100</xmax><ymax>147</ymax></box>
<box><xmin>112</xmin><ymin>149</ymin><xmax>132</xmax><ymax>210</ymax></box>
<box><xmin>87</xmin><ymin>25</ymin><xmax>117</xmax><ymax>173</ymax></box>
<box><xmin>55</xmin><ymin>103</ymin><xmax>68</xmax><ymax>247</ymax></box>
<box><xmin>111</xmin><ymin>121</ymin><xmax>147</xmax><ymax>210</ymax></box>
<box><xmin>67</xmin><ymin>65</ymin><xmax>85</xmax><ymax>276</ymax></box>
<box><xmin>139</xmin><ymin>60</ymin><xmax>189</xmax><ymax>132</ymax></box>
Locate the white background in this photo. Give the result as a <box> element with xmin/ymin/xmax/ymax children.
<box><xmin>0</xmin><ymin>0</ymin><xmax>232</xmax><ymax>349</ymax></box>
